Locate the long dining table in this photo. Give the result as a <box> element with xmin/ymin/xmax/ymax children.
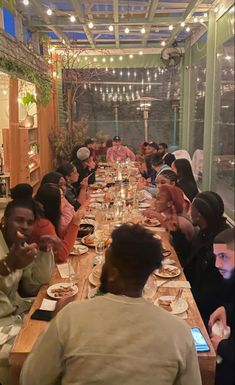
<box><xmin>9</xmin><ymin>173</ymin><xmax>216</xmax><ymax>385</ymax></box>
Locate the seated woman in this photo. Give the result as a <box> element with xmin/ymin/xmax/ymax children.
<box><xmin>143</xmin><ymin>184</ymin><xmax>194</xmax><ymax>266</ymax></box>
<box><xmin>0</xmin><ymin>184</ymin><xmax>54</xmax><ymax>385</ymax></box>
<box><xmin>172</xmin><ymin>158</ymin><xmax>198</xmax><ymax>202</ymax></box>
<box><xmin>184</xmin><ymin>191</ymin><xmax>230</xmax><ymax>325</ymax></box>
<box><xmin>29</xmin><ymin>183</ymin><xmax>87</xmax><ymax>263</ymax></box>
<box><xmin>56</xmin><ymin>163</ymin><xmax>89</xmax><ymax>211</ymax></box>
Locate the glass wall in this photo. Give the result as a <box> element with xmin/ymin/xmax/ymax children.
<box><xmin>212</xmin><ymin>36</ymin><xmax>234</xmax><ymax>218</ymax></box>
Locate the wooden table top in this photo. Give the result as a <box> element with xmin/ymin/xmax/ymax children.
<box><xmin>9</xmin><ymin>225</ymin><xmax>216</xmax><ymax>385</ymax></box>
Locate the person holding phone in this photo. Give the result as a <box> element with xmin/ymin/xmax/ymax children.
<box><xmin>208</xmin><ymin>228</ymin><xmax>234</xmax><ymax>385</ymax></box>
<box><xmin>72</xmin><ymin>147</ymin><xmax>97</xmax><ymax>192</ymax></box>
<box><xmin>0</xmin><ymin>184</ymin><xmax>55</xmax><ymax>385</ymax></box>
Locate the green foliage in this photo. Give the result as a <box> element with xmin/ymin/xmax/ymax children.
<box><xmin>49</xmin><ymin>116</ymin><xmax>89</xmax><ymax>166</ymax></box>
<box><xmin>21</xmin><ymin>92</ymin><xmax>37</xmax><ymax>112</ymax></box>
<box><xmin>0</xmin><ymin>57</ymin><xmax>52</xmax><ymax>105</ymax></box>
<box><xmin>0</xmin><ymin>0</ymin><xmax>15</xmax><ymax>12</ymax></box>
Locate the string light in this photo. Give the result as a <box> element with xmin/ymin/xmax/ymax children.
<box><xmin>139</xmin><ymin>51</ymin><xmax>143</xmax><ymax>55</ymax></box>
<box><xmin>102</xmin><ymin>58</ymin><xmax>106</xmax><ymax>62</ymax></box>
<box><xmin>214</xmin><ymin>7</ymin><xmax>219</xmax><ymax>12</ymax></box>
<box><xmin>119</xmin><ymin>56</ymin><xmax>123</xmax><ymax>61</ymax></box>
<box><xmin>88</xmin><ymin>21</ymin><xmax>94</xmax><ymax>29</ymax></box>
<box><xmin>180</xmin><ymin>22</ymin><xmax>185</xmax><ymax>27</ymax></box>
<box><xmin>23</xmin><ymin>0</ymin><xmax>29</xmax><ymax>5</ymax></box>
<box><xmin>199</xmin><ymin>18</ymin><xmax>204</xmax><ymax>23</ymax></box>
<box><xmin>3</xmin><ymin>90</ymin><xmax>7</xmax><ymax>95</ymax></box>
<box><xmin>169</xmin><ymin>25</ymin><xmax>173</xmax><ymax>31</ymax></box>
<box><xmin>193</xmin><ymin>17</ymin><xmax>198</xmax><ymax>22</ymax></box>
<box><xmin>110</xmin><ymin>57</ymin><xmax>114</xmax><ymax>62</ymax></box>
<box><xmin>204</xmin><ymin>13</ymin><xmax>207</xmax><ymax>17</ymax></box>
<box><xmin>47</xmin><ymin>8</ymin><xmax>52</xmax><ymax>16</ymax></box>
<box><xmin>93</xmin><ymin>57</ymin><xmax>97</xmax><ymax>62</ymax></box>
<box><xmin>124</xmin><ymin>27</ymin><xmax>130</xmax><ymax>34</ymax></box>
<box><xmin>108</xmin><ymin>25</ymin><xmax>114</xmax><ymax>31</ymax></box>
<box><xmin>70</xmin><ymin>15</ymin><xmax>76</xmax><ymax>22</ymax></box>
<box><xmin>186</xmin><ymin>27</ymin><xmax>190</xmax><ymax>32</ymax></box>
<box><xmin>141</xmin><ymin>27</ymin><xmax>146</xmax><ymax>34</ymax></box>
<box><xmin>161</xmin><ymin>41</ymin><xmax>166</xmax><ymax>46</ymax></box>
<box><xmin>129</xmin><ymin>54</ymin><xmax>133</xmax><ymax>59</ymax></box>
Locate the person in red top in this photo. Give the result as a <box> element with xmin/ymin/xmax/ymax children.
<box><xmin>29</xmin><ymin>183</ymin><xmax>87</xmax><ymax>263</ymax></box>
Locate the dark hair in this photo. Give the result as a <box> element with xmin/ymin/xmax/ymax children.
<box><xmin>109</xmin><ymin>224</ymin><xmax>163</xmax><ymax>285</ymax></box>
<box><xmin>41</xmin><ymin>172</ymin><xmax>63</xmax><ymax>186</ymax></box>
<box><xmin>158</xmin><ymin>143</ymin><xmax>168</xmax><ymax>149</ymax></box>
<box><xmin>5</xmin><ymin>183</ymin><xmax>37</xmax><ymax>219</ymax></box>
<box><xmin>192</xmin><ymin>191</ymin><xmax>225</xmax><ymax>230</ymax></box>
<box><xmin>85</xmin><ymin>138</ymin><xmax>95</xmax><ymax>146</ymax></box>
<box><xmin>151</xmin><ymin>153</ymin><xmax>164</xmax><ymax>166</ymax></box>
<box><xmin>57</xmin><ymin>163</ymin><xmax>75</xmax><ymax>178</ymax></box>
<box><xmin>70</xmin><ymin>144</ymin><xmax>81</xmax><ymax>162</ymax></box>
<box><xmin>106</xmin><ymin>138</ymin><xmax>113</xmax><ymax>148</ymax></box>
<box><xmin>157</xmin><ymin>169</ymin><xmax>177</xmax><ymax>184</ymax></box>
<box><xmin>173</xmin><ymin>158</ymin><xmax>195</xmax><ymax>181</ymax></box>
<box><xmin>214</xmin><ymin>228</ymin><xmax>234</xmax><ymax>248</ymax></box>
<box><xmin>158</xmin><ymin>184</ymin><xmax>184</xmax><ymax>213</ymax></box>
<box><xmin>35</xmin><ymin>183</ymin><xmax>61</xmax><ymax>235</ymax></box>
<box><xmin>148</xmin><ymin>142</ymin><xmax>158</xmax><ymax>150</ymax></box>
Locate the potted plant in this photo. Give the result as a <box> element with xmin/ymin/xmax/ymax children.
<box><xmin>19</xmin><ymin>92</ymin><xmax>37</xmax><ymax>128</ymax></box>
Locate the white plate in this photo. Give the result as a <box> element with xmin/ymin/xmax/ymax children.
<box><xmin>139</xmin><ymin>202</ymin><xmax>151</xmax><ymax>208</ymax></box>
<box><xmin>88</xmin><ymin>272</ymin><xmax>100</xmax><ymax>287</ymax></box>
<box><xmin>154</xmin><ymin>295</ymin><xmax>188</xmax><ymax>315</ymax></box>
<box><xmin>88</xmin><ymin>287</ymin><xmax>98</xmax><ymax>299</ymax></box>
<box><xmin>70</xmin><ymin>244</ymin><xmax>89</xmax><ymax>255</ymax></box>
<box><xmin>143</xmin><ymin>219</ymin><xmax>160</xmax><ymax>227</ymax></box>
<box><xmin>47</xmin><ymin>283</ymin><xmax>78</xmax><ymax>299</ymax></box>
<box><xmin>155</xmin><ymin>265</ymin><xmax>181</xmax><ymax>278</ymax></box>
<box><xmin>81</xmin><ymin>235</ymin><xmax>95</xmax><ymax>247</ymax></box>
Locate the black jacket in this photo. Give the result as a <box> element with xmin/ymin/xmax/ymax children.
<box><xmin>72</xmin><ymin>159</ymin><xmax>96</xmax><ymax>193</ymax></box>
<box><xmin>177</xmin><ymin>177</ymin><xmax>199</xmax><ymax>202</ymax></box>
<box><xmin>184</xmin><ymin>220</ymin><xmax>230</xmax><ymax>324</ymax></box>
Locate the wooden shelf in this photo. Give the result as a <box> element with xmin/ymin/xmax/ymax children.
<box><xmin>31</xmin><ymin>179</ymin><xmax>40</xmax><ymax>188</ymax></box>
<box><xmin>29</xmin><ymin>165</ymin><xmax>40</xmax><ymax>174</ymax></box>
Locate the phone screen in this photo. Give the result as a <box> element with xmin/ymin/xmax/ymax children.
<box><xmin>191</xmin><ymin>327</ymin><xmax>210</xmax><ymax>352</ymax></box>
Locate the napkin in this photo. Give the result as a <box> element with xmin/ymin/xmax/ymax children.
<box><xmin>156</xmin><ymin>280</ymin><xmax>191</xmax><ymax>289</ymax></box>
<box><xmin>40</xmin><ymin>299</ymin><xmax>57</xmax><ymax>311</ymax></box>
<box><xmin>57</xmin><ymin>263</ymin><xmax>75</xmax><ymax>278</ymax></box>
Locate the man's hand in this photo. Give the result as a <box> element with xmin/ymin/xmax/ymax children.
<box><xmin>6</xmin><ymin>241</ymin><xmax>38</xmax><ymax>271</ymax></box>
<box><xmin>38</xmin><ymin>235</ymin><xmax>61</xmax><ymax>252</ymax></box>
<box><xmin>210</xmin><ymin>334</ymin><xmax>223</xmax><ymax>352</ymax></box>
<box><xmin>72</xmin><ymin>204</ymin><xmax>88</xmax><ymax>225</ymax></box>
<box><xmin>80</xmin><ymin>175</ymin><xmax>89</xmax><ymax>189</ymax></box>
<box><xmin>208</xmin><ymin>306</ymin><xmax>227</xmax><ymax>330</ymax></box>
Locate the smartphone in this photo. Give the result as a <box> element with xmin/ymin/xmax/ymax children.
<box><xmin>191</xmin><ymin>327</ymin><xmax>210</xmax><ymax>352</ymax></box>
<box><xmin>31</xmin><ymin>309</ymin><xmax>54</xmax><ymax>322</ymax></box>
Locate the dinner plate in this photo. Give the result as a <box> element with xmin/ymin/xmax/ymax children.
<box><xmin>70</xmin><ymin>244</ymin><xmax>89</xmax><ymax>256</ymax></box>
<box><xmin>88</xmin><ymin>272</ymin><xmax>100</xmax><ymax>287</ymax></box>
<box><xmin>47</xmin><ymin>283</ymin><xmax>78</xmax><ymax>299</ymax></box>
<box><xmin>139</xmin><ymin>202</ymin><xmax>151</xmax><ymax>208</ymax></box>
<box><xmin>87</xmin><ymin>287</ymin><xmax>98</xmax><ymax>299</ymax></box>
<box><xmin>154</xmin><ymin>295</ymin><xmax>188</xmax><ymax>315</ymax></box>
<box><xmin>143</xmin><ymin>219</ymin><xmax>160</xmax><ymax>227</ymax></box>
<box><xmin>81</xmin><ymin>235</ymin><xmax>96</xmax><ymax>247</ymax></box>
<box><xmin>155</xmin><ymin>265</ymin><xmax>181</xmax><ymax>278</ymax></box>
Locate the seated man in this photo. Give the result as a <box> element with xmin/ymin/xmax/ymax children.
<box><xmin>208</xmin><ymin>228</ymin><xmax>234</xmax><ymax>385</ymax></box>
<box><xmin>158</xmin><ymin>143</ymin><xmax>176</xmax><ymax>167</ymax></box>
<box><xmin>72</xmin><ymin>147</ymin><xmax>96</xmax><ymax>192</ymax></box>
<box><xmin>21</xmin><ymin>224</ymin><xmax>201</xmax><ymax>385</ymax></box>
<box><xmin>106</xmin><ymin>136</ymin><xmax>135</xmax><ymax>163</ymax></box>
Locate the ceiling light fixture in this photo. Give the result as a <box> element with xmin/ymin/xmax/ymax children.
<box><xmin>186</xmin><ymin>27</ymin><xmax>190</xmax><ymax>32</ymax></box>
<box><xmin>70</xmin><ymin>15</ymin><xmax>76</xmax><ymax>22</ymax></box>
<box><xmin>169</xmin><ymin>25</ymin><xmax>173</xmax><ymax>31</ymax></box>
<box><xmin>180</xmin><ymin>22</ymin><xmax>185</xmax><ymax>27</ymax></box>
<box><xmin>139</xmin><ymin>51</ymin><xmax>143</xmax><ymax>55</ymax></box>
<box><xmin>23</xmin><ymin>0</ymin><xmax>29</xmax><ymax>5</ymax></box>
<box><xmin>84</xmin><ymin>56</ymin><xmax>88</xmax><ymax>61</ymax></box>
<box><xmin>129</xmin><ymin>54</ymin><xmax>133</xmax><ymax>58</ymax></box>
<box><xmin>47</xmin><ymin>8</ymin><xmax>52</xmax><ymax>16</ymax></box>
<box><xmin>124</xmin><ymin>27</ymin><xmax>130</xmax><ymax>34</ymax></box>
<box><xmin>108</xmin><ymin>25</ymin><xmax>114</xmax><ymax>31</ymax></box>
<box><xmin>193</xmin><ymin>17</ymin><xmax>198</xmax><ymax>22</ymax></box>
<box><xmin>204</xmin><ymin>13</ymin><xmax>207</xmax><ymax>17</ymax></box>
<box><xmin>141</xmin><ymin>27</ymin><xmax>146</xmax><ymax>34</ymax></box>
<box><xmin>161</xmin><ymin>41</ymin><xmax>166</xmax><ymax>46</ymax></box>
<box><xmin>88</xmin><ymin>21</ymin><xmax>94</xmax><ymax>29</ymax></box>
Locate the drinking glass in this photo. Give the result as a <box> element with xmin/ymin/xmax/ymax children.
<box><xmin>68</xmin><ymin>258</ymin><xmax>79</xmax><ymax>287</ymax></box>
<box><xmin>95</xmin><ymin>240</ymin><xmax>105</xmax><ymax>264</ymax></box>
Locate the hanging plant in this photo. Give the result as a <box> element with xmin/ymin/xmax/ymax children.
<box><xmin>0</xmin><ymin>57</ymin><xmax>52</xmax><ymax>105</ymax></box>
<box><xmin>0</xmin><ymin>0</ymin><xmax>15</xmax><ymax>11</ymax></box>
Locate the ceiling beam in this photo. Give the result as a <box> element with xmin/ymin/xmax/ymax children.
<box><xmin>142</xmin><ymin>0</ymin><xmax>160</xmax><ymax>46</ymax></box>
<box><xmin>70</xmin><ymin>0</ymin><xmax>95</xmax><ymax>48</ymax></box>
<box><xmin>30</xmin><ymin>0</ymin><xmax>70</xmax><ymax>45</ymax></box>
<box><xmin>113</xmin><ymin>0</ymin><xmax>119</xmax><ymax>48</ymax></box>
<box><xmin>166</xmin><ymin>0</ymin><xmax>205</xmax><ymax>46</ymax></box>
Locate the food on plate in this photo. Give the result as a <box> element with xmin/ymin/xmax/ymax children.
<box><xmin>84</xmin><ymin>234</ymin><xmax>95</xmax><ymax>245</ymax></box>
<box><xmin>90</xmin><ymin>183</ymin><xmax>106</xmax><ymax>190</ymax></box>
<box><xmin>158</xmin><ymin>266</ymin><xmax>180</xmax><ymax>277</ymax></box>
<box><xmin>158</xmin><ymin>298</ymin><xmax>172</xmax><ymax>312</ymax></box>
<box><xmin>50</xmin><ymin>285</ymin><xmax>75</xmax><ymax>298</ymax></box>
<box><xmin>144</xmin><ymin>218</ymin><xmax>160</xmax><ymax>226</ymax></box>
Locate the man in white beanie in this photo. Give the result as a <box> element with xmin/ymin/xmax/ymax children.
<box><xmin>72</xmin><ymin>147</ymin><xmax>96</xmax><ymax>192</ymax></box>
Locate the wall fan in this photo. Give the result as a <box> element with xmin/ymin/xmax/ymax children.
<box><xmin>161</xmin><ymin>45</ymin><xmax>182</xmax><ymax>67</ymax></box>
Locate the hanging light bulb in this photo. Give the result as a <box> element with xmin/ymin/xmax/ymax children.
<box><xmin>129</xmin><ymin>54</ymin><xmax>133</xmax><ymax>59</ymax></box>
<box><xmin>180</xmin><ymin>22</ymin><xmax>185</xmax><ymax>27</ymax></box>
<box><xmin>110</xmin><ymin>57</ymin><xmax>114</xmax><ymax>62</ymax></box>
<box><xmin>141</xmin><ymin>27</ymin><xmax>146</xmax><ymax>34</ymax></box>
<box><xmin>186</xmin><ymin>27</ymin><xmax>190</xmax><ymax>32</ymax></box>
<box><xmin>47</xmin><ymin>8</ymin><xmax>52</xmax><ymax>16</ymax></box>
<box><xmin>139</xmin><ymin>51</ymin><xmax>143</xmax><ymax>55</ymax></box>
<box><xmin>134</xmin><ymin>71</ymin><xmax>137</xmax><ymax>77</ymax></box>
<box><xmin>93</xmin><ymin>57</ymin><xmax>97</xmax><ymax>62</ymax></box>
<box><xmin>193</xmin><ymin>17</ymin><xmax>198</xmax><ymax>22</ymax></box>
<box><xmin>112</xmin><ymin>69</ymin><xmax>116</xmax><ymax>74</ymax></box>
<box><xmin>108</xmin><ymin>25</ymin><xmax>114</xmax><ymax>31</ymax></box>
<box><xmin>199</xmin><ymin>18</ymin><xmax>204</xmax><ymax>23</ymax></box>
<box><xmin>119</xmin><ymin>56</ymin><xmax>123</xmax><ymax>61</ymax></box>
<box><xmin>105</xmin><ymin>67</ymin><xmax>108</xmax><ymax>72</ymax></box>
<box><xmin>204</xmin><ymin>13</ymin><xmax>208</xmax><ymax>17</ymax></box>
<box><xmin>84</xmin><ymin>56</ymin><xmax>88</xmax><ymax>61</ymax></box>
<box><xmin>161</xmin><ymin>41</ymin><xmax>166</xmax><ymax>46</ymax></box>
<box><xmin>70</xmin><ymin>15</ymin><xmax>76</xmax><ymax>23</ymax></box>
<box><xmin>120</xmin><ymin>70</ymin><xmax>123</xmax><ymax>76</ymax></box>
<box><xmin>88</xmin><ymin>21</ymin><xmax>94</xmax><ymax>29</ymax></box>
<box><xmin>169</xmin><ymin>25</ymin><xmax>173</xmax><ymax>31</ymax></box>
<box><xmin>127</xmin><ymin>71</ymin><xmax>130</xmax><ymax>77</ymax></box>
<box><xmin>124</xmin><ymin>27</ymin><xmax>130</xmax><ymax>34</ymax></box>
<box><xmin>102</xmin><ymin>57</ymin><xmax>106</xmax><ymax>62</ymax></box>
<box><xmin>23</xmin><ymin>0</ymin><xmax>29</xmax><ymax>5</ymax></box>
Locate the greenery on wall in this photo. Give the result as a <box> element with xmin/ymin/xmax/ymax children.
<box><xmin>0</xmin><ymin>0</ymin><xmax>15</xmax><ymax>11</ymax></box>
<box><xmin>0</xmin><ymin>57</ymin><xmax>52</xmax><ymax>105</ymax></box>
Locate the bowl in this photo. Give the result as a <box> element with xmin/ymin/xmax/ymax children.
<box><xmin>77</xmin><ymin>224</ymin><xmax>94</xmax><ymax>238</ymax></box>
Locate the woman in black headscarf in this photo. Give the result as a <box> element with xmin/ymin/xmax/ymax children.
<box><xmin>184</xmin><ymin>191</ymin><xmax>230</xmax><ymax>325</ymax></box>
